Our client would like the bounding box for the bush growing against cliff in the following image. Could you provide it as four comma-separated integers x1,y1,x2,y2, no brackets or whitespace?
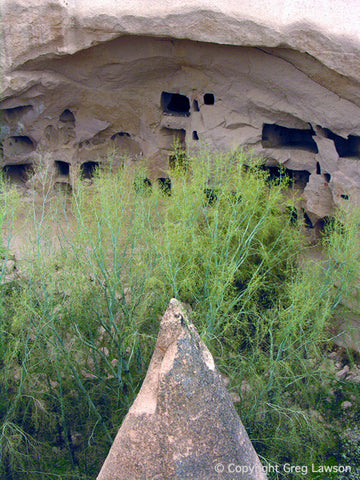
0,149,359,479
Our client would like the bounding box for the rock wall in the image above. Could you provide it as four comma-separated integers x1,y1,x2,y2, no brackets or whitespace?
1,0,360,226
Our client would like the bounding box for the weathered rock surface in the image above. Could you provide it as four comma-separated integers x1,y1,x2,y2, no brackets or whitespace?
97,299,266,480
1,0,360,226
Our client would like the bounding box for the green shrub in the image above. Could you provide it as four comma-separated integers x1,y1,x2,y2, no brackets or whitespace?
0,149,359,478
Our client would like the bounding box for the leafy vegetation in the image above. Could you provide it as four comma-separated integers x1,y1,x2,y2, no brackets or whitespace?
0,149,359,479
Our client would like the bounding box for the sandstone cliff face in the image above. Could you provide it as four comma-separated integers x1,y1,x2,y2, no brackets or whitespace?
97,299,267,480
1,0,360,226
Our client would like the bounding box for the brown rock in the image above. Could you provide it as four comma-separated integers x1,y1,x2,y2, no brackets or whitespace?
2,1,360,222
97,299,266,480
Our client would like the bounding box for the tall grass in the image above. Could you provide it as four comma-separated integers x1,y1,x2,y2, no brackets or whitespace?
0,149,359,478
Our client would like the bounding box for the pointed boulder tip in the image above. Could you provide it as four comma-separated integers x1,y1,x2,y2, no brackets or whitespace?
97,300,267,480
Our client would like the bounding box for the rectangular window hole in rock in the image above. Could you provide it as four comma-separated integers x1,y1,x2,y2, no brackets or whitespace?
193,131,199,140
203,93,215,105
161,92,190,116
262,124,318,153
55,161,70,176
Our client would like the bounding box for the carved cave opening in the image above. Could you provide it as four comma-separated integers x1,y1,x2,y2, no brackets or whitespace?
157,177,171,196
193,99,200,111
203,93,215,105
324,173,331,183
303,210,314,228
262,124,318,153
60,109,75,124
169,150,188,170
259,165,310,189
134,177,152,196
111,132,131,140
315,216,335,234
193,131,199,140
321,128,360,158
161,92,190,116
55,160,70,176
3,163,33,184
80,161,99,179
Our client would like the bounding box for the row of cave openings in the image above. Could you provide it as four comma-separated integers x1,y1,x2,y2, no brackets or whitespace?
0,161,348,231
1,160,173,198
1,160,101,191
2,100,359,159
159,91,360,158
128,171,339,233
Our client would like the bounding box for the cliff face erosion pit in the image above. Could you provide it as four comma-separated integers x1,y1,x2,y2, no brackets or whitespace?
1,0,360,228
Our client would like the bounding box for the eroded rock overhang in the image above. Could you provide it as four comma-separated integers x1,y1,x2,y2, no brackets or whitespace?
1,0,360,225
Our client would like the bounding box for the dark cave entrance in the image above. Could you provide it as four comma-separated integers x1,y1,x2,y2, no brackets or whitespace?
80,161,99,179
262,124,318,153
157,177,171,196
134,177,152,196
193,99,200,111
259,165,310,189
111,132,131,140
161,92,190,116
3,164,33,184
59,109,75,124
303,211,314,228
55,161,70,176
203,93,215,105
321,128,360,158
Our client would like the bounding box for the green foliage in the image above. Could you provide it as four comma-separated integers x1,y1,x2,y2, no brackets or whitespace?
0,149,359,478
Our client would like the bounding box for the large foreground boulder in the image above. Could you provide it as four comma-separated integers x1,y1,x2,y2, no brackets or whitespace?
97,299,266,480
